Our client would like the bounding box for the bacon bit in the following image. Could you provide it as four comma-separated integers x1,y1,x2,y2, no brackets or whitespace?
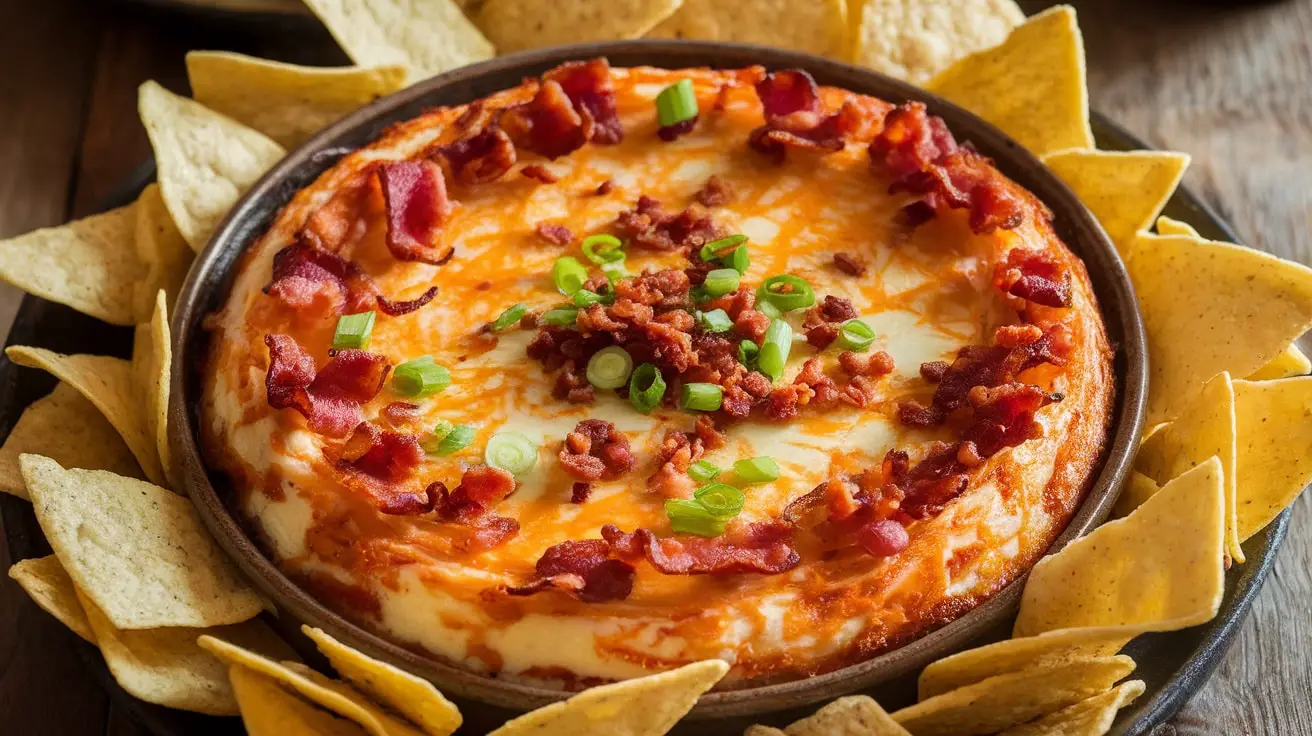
781,483,828,524
734,308,771,342
546,58,624,145
819,295,859,322
897,400,942,427
693,415,727,451
459,465,518,506
535,222,574,246
520,165,559,183
462,515,521,552
594,179,614,196
376,286,438,317
431,126,517,184
693,175,735,207
264,240,377,315
571,481,593,504
658,117,698,142
264,334,390,438
839,350,895,378
333,422,429,514
614,267,692,306
558,419,636,482
963,383,1060,457
995,248,1073,308
502,80,591,160
507,539,635,603
602,524,801,575
428,480,521,550
920,360,950,382
833,252,867,277
806,323,839,350
893,443,970,519
646,428,705,499
612,196,725,253
378,160,453,264
858,519,909,557
381,402,422,429
301,177,370,251
749,70,866,163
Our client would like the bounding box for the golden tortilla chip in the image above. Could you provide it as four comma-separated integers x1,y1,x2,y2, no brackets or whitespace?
21,454,264,629
783,695,910,735
1247,343,1310,380
489,660,729,736
6,345,166,484
928,6,1092,156
850,0,1024,85
998,679,1145,736
478,0,682,53
1154,215,1199,237
649,0,845,59
1126,232,1312,424
744,727,787,736
139,80,286,251
187,51,408,149
0,382,141,499
132,183,193,323
7,555,94,642
1043,149,1190,256
229,664,369,736
303,0,493,83
1013,458,1225,638
917,628,1131,700
1232,377,1312,540
199,635,425,736
1110,469,1160,519
0,203,143,326
302,626,461,735
891,655,1135,736
133,290,174,487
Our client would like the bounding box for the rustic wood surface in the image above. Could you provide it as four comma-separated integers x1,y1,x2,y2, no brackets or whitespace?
0,0,1308,733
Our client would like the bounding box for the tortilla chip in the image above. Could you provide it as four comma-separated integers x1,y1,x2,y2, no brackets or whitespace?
303,626,461,735
133,291,174,487
1154,215,1199,237
21,454,264,629
927,6,1091,156
649,0,845,59
199,635,425,736
850,0,1024,85
478,0,682,53
0,203,143,326
1126,232,1312,424
1042,149,1190,256
891,655,1135,736
229,664,369,736
1232,377,1312,540
1110,469,1160,518
8,555,94,642
998,679,1145,736
139,80,286,251
132,183,193,323
744,728,787,736
303,0,493,83
1247,343,1311,380
488,660,729,736
0,382,141,499
1013,458,1225,638
917,628,1131,701
186,52,408,149
6,345,166,484
783,695,910,735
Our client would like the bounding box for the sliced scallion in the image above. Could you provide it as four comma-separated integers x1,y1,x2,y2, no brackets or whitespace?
838,319,876,352
542,306,579,327
699,234,748,263
656,79,698,128
665,498,727,537
490,303,527,332
738,340,759,369
757,274,816,312
724,245,750,275
758,300,783,320
680,382,723,412
689,460,721,483
485,432,538,475
702,268,741,298
694,482,746,517
629,363,667,413
424,422,475,456
332,311,376,350
586,346,634,389
697,308,733,333
734,456,781,484
758,319,793,381
552,256,588,296
573,290,604,307
581,234,625,264
391,355,451,397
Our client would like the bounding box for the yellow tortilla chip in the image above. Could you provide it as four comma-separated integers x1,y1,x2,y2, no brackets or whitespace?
917,628,1131,700
745,727,787,736
7,555,94,642
229,664,368,736
186,52,408,149
488,660,729,736
303,0,493,83
0,382,141,499
139,80,286,252
303,626,461,736
927,6,1093,156
1013,458,1225,638
1247,343,1311,380
133,290,174,487
891,655,1135,736
6,345,166,484
478,0,682,53
998,679,1145,736
1110,469,1160,519
0,203,143,326
783,695,910,735
850,0,1024,85
1042,149,1190,256
199,635,425,736
132,183,193,323
649,0,845,59
1154,215,1199,237
1126,232,1312,424
1232,377,1312,540
21,454,265,629
1135,372,1243,563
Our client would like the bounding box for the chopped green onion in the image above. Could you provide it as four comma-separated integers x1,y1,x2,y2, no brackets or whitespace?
656,78,698,128
332,311,376,350
838,319,876,352
689,460,721,482
573,289,604,307
552,256,588,296
664,499,727,537
581,234,625,264
680,382,723,412
738,340,759,369
629,363,667,413
694,482,746,517
587,346,634,389
601,259,628,283
758,319,793,381
699,234,749,263
703,268,741,298
490,303,527,332
697,309,733,333
424,422,475,456
391,355,451,397
542,306,579,326
734,456,781,484
757,274,816,312
485,432,538,475
758,300,783,320
724,245,751,275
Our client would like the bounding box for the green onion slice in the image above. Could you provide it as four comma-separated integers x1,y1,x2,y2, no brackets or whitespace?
391,355,451,397
702,268,741,298
490,303,527,332
541,306,579,327
699,234,748,263
424,422,475,456
665,499,727,537
758,319,793,382
332,311,376,350
689,460,721,483
601,259,628,283
758,300,783,320
572,290,604,307
694,482,746,517
581,234,625,264
656,79,698,128
485,431,538,475
629,363,667,413
838,319,876,352
697,308,733,333
738,340,759,369
680,382,723,412
734,456,781,484
757,274,816,312
587,346,634,389
724,245,751,275
552,256,589,296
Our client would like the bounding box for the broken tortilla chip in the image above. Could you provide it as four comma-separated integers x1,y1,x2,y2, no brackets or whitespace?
1126,231,1312,424
139,80,286,251
8,555,94,642
782,695,910,735
1042,149,1189,256
649,0,845,59
22,454,265,629
997,679,1145,736
1247,343,1311,380
132,183,193,323
917,628,1131,701
1110,469,1160,519
1232,377,1312,540
133,290,174,487
303,0,493,83
229,664,368,736
488,660,729,736
850,0,1024,85
303,625,462,736
1154,215,1199,237
1013,458,1225,638
478,0,682,53
927,5,1093,156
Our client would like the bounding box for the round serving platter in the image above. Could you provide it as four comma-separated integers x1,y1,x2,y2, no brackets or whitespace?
0,115,1290,735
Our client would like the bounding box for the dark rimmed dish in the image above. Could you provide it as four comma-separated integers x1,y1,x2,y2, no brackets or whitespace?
169,40,1147,718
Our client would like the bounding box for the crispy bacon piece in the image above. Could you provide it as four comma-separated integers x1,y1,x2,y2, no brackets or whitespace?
431,126,517,184
658,117,697,142
428,480,521,551
507,539,635,603
858,519,909,557
694,175,735,207
833,252,867,276
458,464,518,506
546,58,624,145
891,443,970,519
612,196,725,253
264,334,390,438
501,80,591,160
335,422,428,514
571,481,593,504
602,523,801,575
381,401,422,429
264,240,378,315
749,70,865,162
962,383,1061,457
995,248,1073,308
301,176,371,252
376,286,438,317
378,160,453,264
535,222,574,246
520,165,559,183
559,419,636,482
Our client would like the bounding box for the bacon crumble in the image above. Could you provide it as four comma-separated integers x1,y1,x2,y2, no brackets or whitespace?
378,160,454,263
558,419,636,482
264,334,390,438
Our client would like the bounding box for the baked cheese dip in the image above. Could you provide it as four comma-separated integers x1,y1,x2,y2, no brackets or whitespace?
201,60,1115,688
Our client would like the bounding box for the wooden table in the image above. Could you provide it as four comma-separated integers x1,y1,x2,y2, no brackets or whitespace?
1,0,1308,733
